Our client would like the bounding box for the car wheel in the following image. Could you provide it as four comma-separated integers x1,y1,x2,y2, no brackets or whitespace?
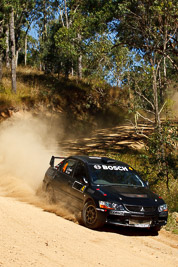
46,184,56,204
82,201,104,229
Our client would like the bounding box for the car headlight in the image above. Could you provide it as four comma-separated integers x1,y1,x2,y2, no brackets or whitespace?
158,204,168,212
99,201,124,211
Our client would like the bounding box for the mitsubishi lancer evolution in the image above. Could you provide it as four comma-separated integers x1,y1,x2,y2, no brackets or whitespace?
42,155,168,231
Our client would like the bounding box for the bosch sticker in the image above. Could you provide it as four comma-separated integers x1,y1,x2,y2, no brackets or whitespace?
94,165,101,169
93,165,128,171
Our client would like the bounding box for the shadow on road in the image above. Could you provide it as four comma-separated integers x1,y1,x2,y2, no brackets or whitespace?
97,224,159,237
59,124,154,155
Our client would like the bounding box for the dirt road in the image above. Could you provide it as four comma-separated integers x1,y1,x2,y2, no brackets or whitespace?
0,113,177,267
0,195,178,267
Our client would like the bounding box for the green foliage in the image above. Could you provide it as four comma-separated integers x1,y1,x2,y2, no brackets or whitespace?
165,213,178,234
154,179,178,212
142,122,178,188
110,0,178,124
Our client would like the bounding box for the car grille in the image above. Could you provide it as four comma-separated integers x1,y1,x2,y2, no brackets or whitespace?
125,205,156,213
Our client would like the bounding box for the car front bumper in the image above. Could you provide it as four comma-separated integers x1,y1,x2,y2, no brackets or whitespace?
97,208,168,228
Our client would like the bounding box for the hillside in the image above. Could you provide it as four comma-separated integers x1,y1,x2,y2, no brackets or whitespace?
0,67,130,135
0,67,177,232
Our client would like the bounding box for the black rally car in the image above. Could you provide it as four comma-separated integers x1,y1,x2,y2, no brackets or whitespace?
43,155,168,231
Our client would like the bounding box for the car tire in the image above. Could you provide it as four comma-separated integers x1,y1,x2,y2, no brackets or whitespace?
46,184,56,204
82,201,104,229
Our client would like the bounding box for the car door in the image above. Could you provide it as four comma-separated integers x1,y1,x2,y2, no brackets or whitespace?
68,161,89,210
50,158,77,201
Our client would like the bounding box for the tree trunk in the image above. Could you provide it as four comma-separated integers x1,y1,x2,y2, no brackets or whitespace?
0,53,2,82
16,49,19,67
16,47,22,67
25,35,27,66
64,0,69,29
9,8,16,93
78,54,82,79
0,19,3,83
71,65,74,76
162,19,168,108
78,33,82,79
42,0,47,41
153,69,160,128
5,25,10,68
150,56,160,129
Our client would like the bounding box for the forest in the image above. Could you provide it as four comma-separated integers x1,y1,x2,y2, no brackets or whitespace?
0,1,177,231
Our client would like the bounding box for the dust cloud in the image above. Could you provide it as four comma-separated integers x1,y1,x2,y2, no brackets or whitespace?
0,112,76,222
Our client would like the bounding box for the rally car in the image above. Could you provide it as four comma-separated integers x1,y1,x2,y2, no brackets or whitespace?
42,155,168,231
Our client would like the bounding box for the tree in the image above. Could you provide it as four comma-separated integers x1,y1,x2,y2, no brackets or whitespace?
5,24,10,68
43,0,113,79
34,0,59,71
9,7,16,93
13,0,36,66
108,0,178,188
0,0,36,91
111,0,178,129
0,0,7,82
0,18,4,83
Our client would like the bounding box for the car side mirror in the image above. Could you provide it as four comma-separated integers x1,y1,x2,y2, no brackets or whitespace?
82,177,88,184
145,181,149,187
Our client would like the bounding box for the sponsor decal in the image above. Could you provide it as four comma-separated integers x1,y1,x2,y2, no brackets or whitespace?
93,165,128,171
129,167,133,170
65,167,72,174
81,185,86,192
72,181,86,193
94,165,101,169
62,163,68,172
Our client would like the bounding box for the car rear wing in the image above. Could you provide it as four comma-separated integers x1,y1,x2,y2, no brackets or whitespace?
50,156,66,167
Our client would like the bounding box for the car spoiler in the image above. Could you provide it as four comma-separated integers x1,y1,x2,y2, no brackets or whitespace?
50,156,66,167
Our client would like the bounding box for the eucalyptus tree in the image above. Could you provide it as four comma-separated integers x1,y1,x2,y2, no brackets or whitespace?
34,0,59,70
14,1,36,66
0,0,8,83
52,0,114,79
9,6,16,92
107,0,178,187
0,11,4,82
0,1,17,92
86,0,177,186
0,0,36,91
54,0,89,78
111,0,178,128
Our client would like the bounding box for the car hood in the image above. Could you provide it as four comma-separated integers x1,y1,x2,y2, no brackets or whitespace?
93,185,164,206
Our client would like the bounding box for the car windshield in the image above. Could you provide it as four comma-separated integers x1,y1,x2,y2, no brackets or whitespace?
89,164,145,187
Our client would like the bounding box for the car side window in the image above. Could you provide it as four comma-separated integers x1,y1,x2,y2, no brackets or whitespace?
73,162,87,183
60,159,76,177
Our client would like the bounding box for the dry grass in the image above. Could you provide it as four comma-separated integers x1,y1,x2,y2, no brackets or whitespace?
0,66,41,109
